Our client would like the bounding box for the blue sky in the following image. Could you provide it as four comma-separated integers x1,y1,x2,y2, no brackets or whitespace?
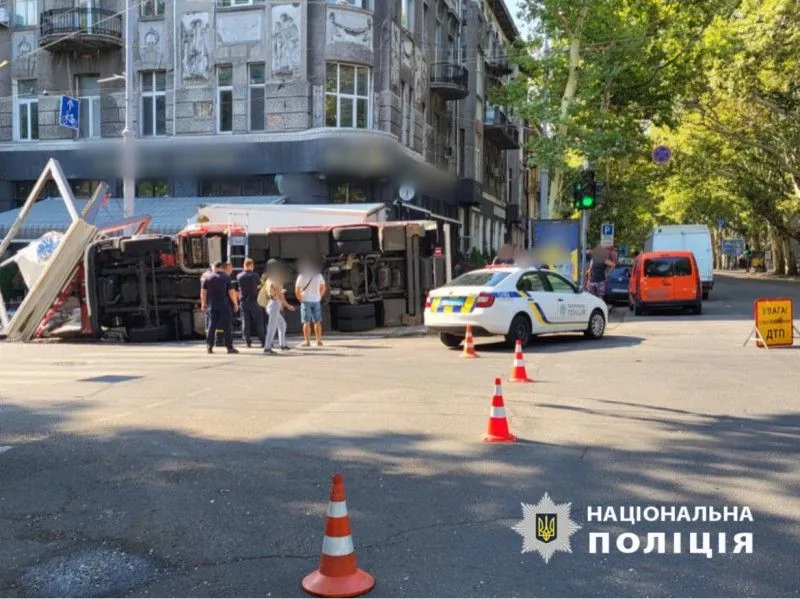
504,0,533,38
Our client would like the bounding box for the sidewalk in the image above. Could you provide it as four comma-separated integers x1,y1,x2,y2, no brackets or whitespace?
715,269,800,283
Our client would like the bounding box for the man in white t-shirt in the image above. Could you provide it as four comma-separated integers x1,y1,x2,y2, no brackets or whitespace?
295,259,327,347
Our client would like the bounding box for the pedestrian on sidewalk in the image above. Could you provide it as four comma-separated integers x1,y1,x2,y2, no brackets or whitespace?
586,244,615,301
201,261,239,354
295,258,327,347
262,259,295,355
237,258,265,348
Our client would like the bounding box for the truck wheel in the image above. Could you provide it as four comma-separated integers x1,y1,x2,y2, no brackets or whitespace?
634,301,645,316
692,301,702,315
336,303,376,320
127,324,170,343
332,239,374,255
439,332,462,348
332,227,372,242
505,313,532,348
336,316,376,333
702,290,709,300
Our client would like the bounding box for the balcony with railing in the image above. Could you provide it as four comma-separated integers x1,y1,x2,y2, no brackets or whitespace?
430,63,469,101
484,105,520,150
39,7,123,53
486,50,513,75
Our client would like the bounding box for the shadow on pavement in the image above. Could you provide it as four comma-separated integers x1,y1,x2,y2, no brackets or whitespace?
472,334,645,354
1,400,797,598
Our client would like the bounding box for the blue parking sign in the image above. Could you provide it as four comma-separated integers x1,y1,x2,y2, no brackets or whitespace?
601,223,614,236
59,95,80,131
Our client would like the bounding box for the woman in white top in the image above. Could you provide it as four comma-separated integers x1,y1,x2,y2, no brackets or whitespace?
263,259,295,354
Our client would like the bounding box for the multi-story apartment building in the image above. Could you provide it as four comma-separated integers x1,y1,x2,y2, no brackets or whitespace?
0,0,525,253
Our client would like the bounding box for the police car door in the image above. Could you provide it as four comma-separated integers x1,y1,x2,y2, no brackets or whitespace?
516,271,554,334
542,271,588,329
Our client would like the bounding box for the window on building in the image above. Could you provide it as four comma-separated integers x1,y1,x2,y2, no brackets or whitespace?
200,176,279,197
137,179,170,197
217,65,233,133
14,0,36,26
434,19,443,65
330,182,367,204
14,80,38,141
70,180,105,198
401,0,414,31
77,75,101,139
12,180,60,207
401,83,410,146
325,63,371,129
140,0,165,16
475,131,483,183
249,62,265,131
458,128,465,177
325,0,370,7
476,49,484,98
218,0,265,7
422,3,429,47
141,71,166,137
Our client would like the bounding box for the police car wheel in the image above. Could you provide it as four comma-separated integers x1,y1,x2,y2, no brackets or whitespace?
584,309,606,340
439,333,462,348
505,313,532,348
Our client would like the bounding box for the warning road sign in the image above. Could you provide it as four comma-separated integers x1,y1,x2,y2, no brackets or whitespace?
751,297,797,348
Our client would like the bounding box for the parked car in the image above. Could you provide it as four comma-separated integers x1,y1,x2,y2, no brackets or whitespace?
628,251,702,315
424,266,609,348
604,264,633,305
644,224,713,299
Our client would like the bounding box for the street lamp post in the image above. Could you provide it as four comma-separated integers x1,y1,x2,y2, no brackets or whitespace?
102,0,136,230
122,0,136,226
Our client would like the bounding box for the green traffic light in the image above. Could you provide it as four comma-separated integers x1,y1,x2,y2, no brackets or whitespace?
581,196,594,208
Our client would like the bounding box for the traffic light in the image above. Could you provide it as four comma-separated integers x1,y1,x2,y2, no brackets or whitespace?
573,169,597,210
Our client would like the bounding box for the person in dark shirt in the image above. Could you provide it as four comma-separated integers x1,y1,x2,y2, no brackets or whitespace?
585,245,615,300
236,258,266,348
201,261,239,354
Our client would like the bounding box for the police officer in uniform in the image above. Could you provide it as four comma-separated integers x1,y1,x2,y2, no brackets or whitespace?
237,258,266,348
201,261,239,354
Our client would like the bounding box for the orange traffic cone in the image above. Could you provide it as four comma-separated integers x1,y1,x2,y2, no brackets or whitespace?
482,378,516,443
461,325,479,358
302,474,375,598
509,339,533,383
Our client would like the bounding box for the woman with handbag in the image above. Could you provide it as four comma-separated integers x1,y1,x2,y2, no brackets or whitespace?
259,259,296,355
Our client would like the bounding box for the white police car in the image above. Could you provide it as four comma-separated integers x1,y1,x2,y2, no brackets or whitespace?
424,266,608,348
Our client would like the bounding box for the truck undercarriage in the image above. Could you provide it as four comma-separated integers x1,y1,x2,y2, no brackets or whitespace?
83,222,445,342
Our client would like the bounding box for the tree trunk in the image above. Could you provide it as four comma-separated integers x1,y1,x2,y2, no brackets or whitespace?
547,6,589,216
786,239,798,276
771,227,785,274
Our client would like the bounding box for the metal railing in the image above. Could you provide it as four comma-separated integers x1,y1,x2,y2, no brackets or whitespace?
40,7,123,40
431,63,469,88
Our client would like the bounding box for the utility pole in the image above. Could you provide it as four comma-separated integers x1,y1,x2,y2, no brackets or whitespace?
122,0,136,229
578,159,590,291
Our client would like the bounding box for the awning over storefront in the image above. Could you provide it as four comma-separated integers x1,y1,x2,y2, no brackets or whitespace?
0,196,285,241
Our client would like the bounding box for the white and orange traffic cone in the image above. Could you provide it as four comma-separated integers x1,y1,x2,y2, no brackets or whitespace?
482,378,517,443
461,325,479,358
302,474,375,598
509,339,533,383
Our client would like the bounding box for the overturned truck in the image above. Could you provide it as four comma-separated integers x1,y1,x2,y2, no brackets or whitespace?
86,220,448,342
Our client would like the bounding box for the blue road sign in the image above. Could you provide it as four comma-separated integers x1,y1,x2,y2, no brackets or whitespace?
59,95,80,131
721,239,745,255
652,145,672,164
717,218,726,229
601,223,614,236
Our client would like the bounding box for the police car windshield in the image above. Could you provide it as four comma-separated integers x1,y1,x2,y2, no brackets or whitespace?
446,270,511,287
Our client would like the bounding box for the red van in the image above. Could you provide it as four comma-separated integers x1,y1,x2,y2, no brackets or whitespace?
628,251,702,315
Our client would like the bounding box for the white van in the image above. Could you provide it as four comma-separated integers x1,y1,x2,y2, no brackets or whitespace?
644,225,714,299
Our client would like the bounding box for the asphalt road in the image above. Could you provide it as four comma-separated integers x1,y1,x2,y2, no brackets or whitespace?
1,272,799,597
